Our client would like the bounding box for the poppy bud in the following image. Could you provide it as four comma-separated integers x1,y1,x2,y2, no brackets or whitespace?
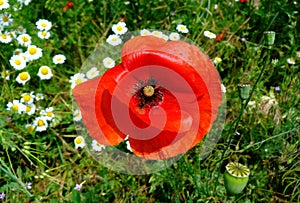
238,82,250,101
263,31,276,47
214,33,223,43
224,162,250,195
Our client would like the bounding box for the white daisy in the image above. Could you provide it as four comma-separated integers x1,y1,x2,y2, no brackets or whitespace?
36,19,52,31
25,123,35,133
16,26,26,34
169,32,180,41
74,136,85,149
35,93,44,101
86,67,99,79
33,116,48,132
40,107,54,121
69,73,87,89
112,22,128,35
6,100,25,114
0,0,9,10
103,57,115,69
91,139,105,152
18,0,31,6
176,24,189,33
140,29,151,36
9,55,27,70
0,13,13,26
106,34,122,46
20,92,35,104
17,33,31,46
37,65,53,80
16,71,30,85
25,45,43,61
204,30,216,39
287,58,296,65
151,30,163,38
1,70,10,80
13,48,23,55
52,54,66,64
24,103,36,115
0,32,12,43
73,109,82,121
37,31,50,39
161,34,169,41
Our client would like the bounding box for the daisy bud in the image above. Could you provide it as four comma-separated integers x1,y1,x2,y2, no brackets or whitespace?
263,31,276,47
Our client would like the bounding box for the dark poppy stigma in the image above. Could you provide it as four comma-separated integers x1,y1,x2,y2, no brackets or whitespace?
133,78,164,109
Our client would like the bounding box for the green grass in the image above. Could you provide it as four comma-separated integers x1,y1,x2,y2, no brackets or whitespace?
0,0,299,202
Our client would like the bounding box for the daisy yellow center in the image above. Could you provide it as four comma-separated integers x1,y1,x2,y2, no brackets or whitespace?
97,143,102,147
46,112,53,117
15,50,21,55
2,16,8,22
57,58,62,62
41,31,47,37
0,0,3,5
290,58,295,63
41,67,49,75
15,59,22,65
28,47,37,55
143,85,155,97
23,94,31,102
75,78,83,85
75,137,82,144
1,34,6,39
19,72,29,80
26,106,31,112
22,36,29,42
27,125,34,132
12,104,19,111
117,25,123,31
18,27,24,32
41,23,47,28
37,119,45,126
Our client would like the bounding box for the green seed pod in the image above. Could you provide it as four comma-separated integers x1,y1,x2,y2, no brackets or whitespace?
224,162,250,195
238,82,250,101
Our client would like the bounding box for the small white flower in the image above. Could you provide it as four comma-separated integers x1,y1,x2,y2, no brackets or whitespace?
103,57,115,69
35,93,44,101
20,92,35,104
25,45,43,61
69,73,87,89
86,67,99,79
24,103,36,115
25,124,35,132
73,109,82,121
112,22,128,35
53,54,66,64
0,32,12,43
151,30,163,38
124,135,132,152
36,19,52,31
74,136,85,149
16,26,26,34
9,55,27,70
0,0,9,10
91,139,105,152
33,116,48,132
16,71,30,85
0,13,13,26
213,57,222,64
17,33,31,46
161,34,169,41
40,107,54,121
287,58,296,65
6,100,25,114
140,29,151,36
169,32,180,41
37,31,50,39
176,24,189,34
204,31,216,39
106,34,122,46
37,66,53,80
13,48,23,55
296,51,300,58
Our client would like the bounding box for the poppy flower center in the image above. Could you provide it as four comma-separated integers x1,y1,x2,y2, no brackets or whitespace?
133,78,164,109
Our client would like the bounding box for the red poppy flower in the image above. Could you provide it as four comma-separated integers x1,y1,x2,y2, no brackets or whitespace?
215,33,224,43
63,1,74,11
72,36,222,160
240,0,247,3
